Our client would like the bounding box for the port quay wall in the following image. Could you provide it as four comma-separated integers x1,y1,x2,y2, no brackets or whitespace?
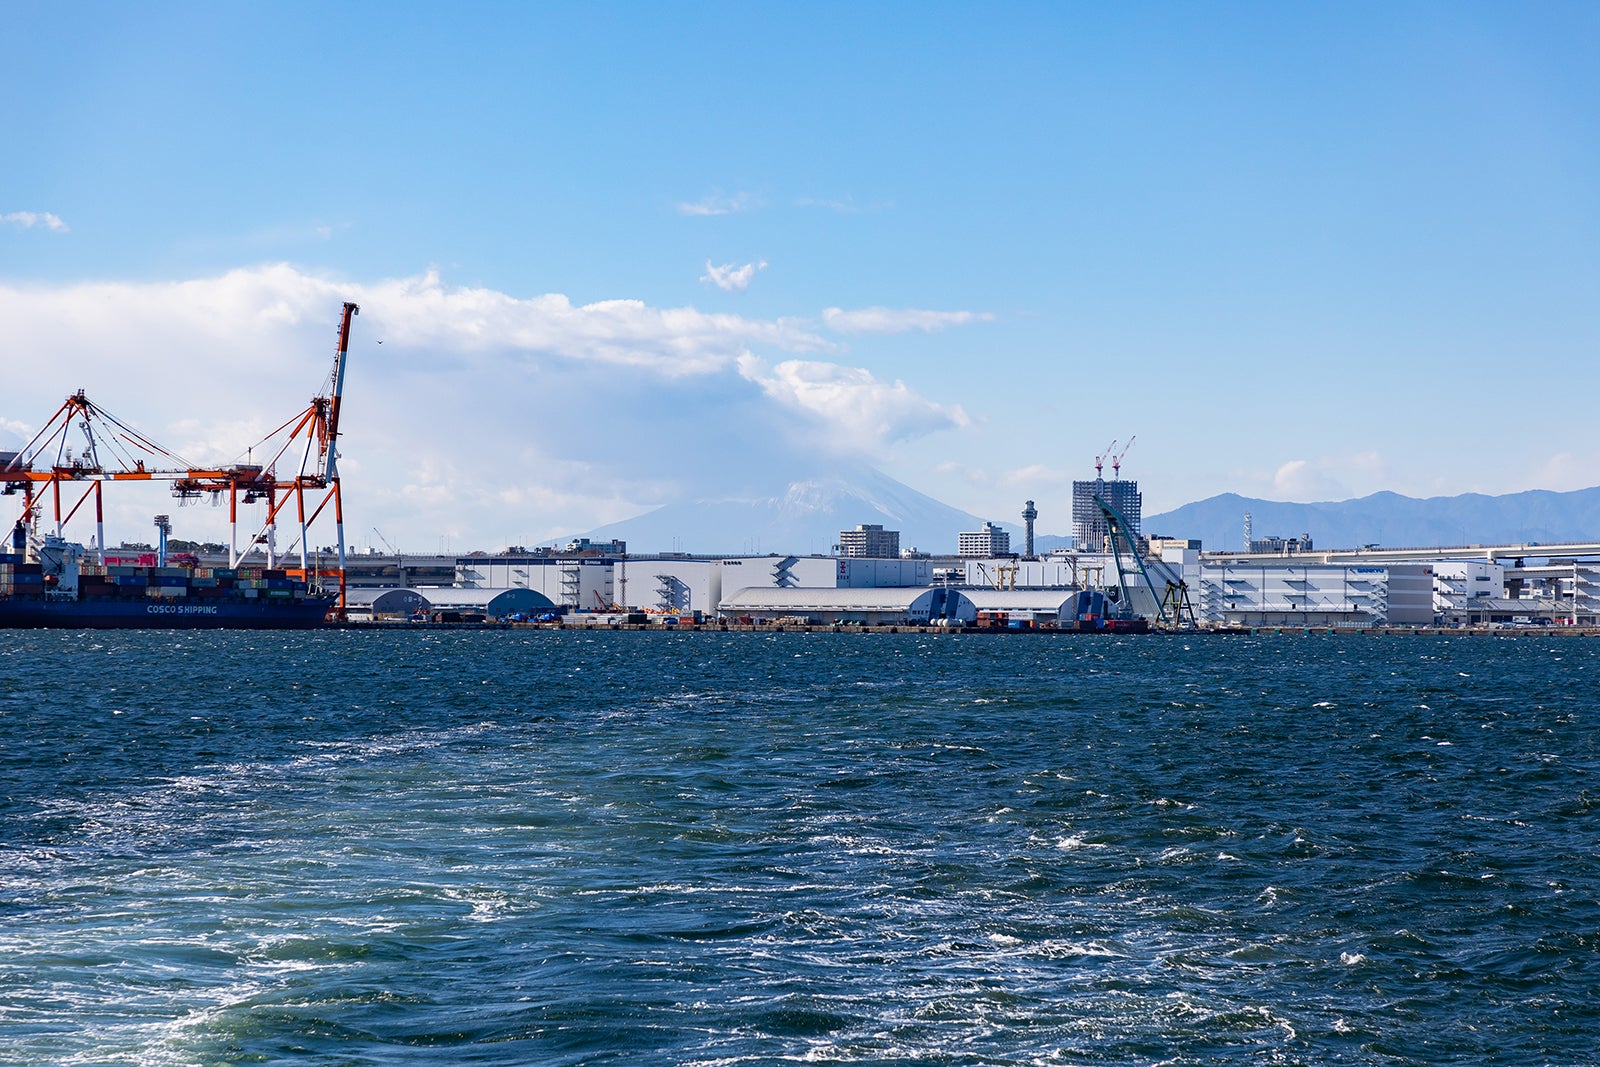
338,619,1600,637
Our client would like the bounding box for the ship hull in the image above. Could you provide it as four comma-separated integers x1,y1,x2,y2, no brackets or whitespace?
0,596,334,629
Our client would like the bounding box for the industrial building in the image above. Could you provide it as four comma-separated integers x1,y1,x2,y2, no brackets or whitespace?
343,587,430,621
1430,558,1600,626
412,500,1600,629
1248,532,1315,555
964,588,1124,626
458,552,919,615
1196,562,1434,627
350,543,1587,628
958,557,1105,590
834,556,937,587
838,524,900,559
344,585,556,622
718,586,976,626
417,586,555,620
458,555,616,611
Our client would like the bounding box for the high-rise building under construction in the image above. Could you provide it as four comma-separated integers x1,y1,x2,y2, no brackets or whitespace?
1072,478,1141,551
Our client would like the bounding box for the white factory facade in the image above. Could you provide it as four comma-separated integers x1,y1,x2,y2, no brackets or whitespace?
441,546,1517,627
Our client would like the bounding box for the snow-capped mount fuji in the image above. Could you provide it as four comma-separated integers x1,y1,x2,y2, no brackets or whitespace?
573,465,1013,556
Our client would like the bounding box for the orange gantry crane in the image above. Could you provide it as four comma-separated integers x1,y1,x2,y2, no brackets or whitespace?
1,302,361,618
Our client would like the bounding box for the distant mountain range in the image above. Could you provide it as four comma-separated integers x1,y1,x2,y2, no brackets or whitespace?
577,466,1600,556
578,465,1000,556
1146,488,1600,551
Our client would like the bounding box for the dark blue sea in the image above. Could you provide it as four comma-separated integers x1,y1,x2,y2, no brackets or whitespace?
3,631,1598,1066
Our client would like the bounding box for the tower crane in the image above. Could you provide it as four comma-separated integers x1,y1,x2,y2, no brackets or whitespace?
1111,436,1136,480
1094,439,1118,484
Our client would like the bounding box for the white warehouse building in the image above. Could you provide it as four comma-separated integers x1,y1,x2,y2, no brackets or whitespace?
1197,562,1435,627
718,586,977,626
456,553,903,614
457,556,616,611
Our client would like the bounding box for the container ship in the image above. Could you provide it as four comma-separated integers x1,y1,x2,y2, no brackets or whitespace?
0,533,332,629
2,302,360,630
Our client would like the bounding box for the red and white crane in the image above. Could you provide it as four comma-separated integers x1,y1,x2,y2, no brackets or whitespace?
1111,435,1135,479
1093,439,1118,483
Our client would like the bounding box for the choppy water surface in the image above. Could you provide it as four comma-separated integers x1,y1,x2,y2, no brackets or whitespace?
2,631,1597,1065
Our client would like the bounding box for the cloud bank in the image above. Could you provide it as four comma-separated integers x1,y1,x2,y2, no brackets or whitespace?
737,355,970,446
0,265,985,550
1269,451,1388,501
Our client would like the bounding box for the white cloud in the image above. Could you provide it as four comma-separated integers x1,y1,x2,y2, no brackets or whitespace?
700,259,768,292
796,195,896,213
796,195,857,213
932,460,992,487
0,418,30,453
676,191,759,216
1272,460,1316,496
0,265,972,548
737,354,970,453
822,306,994,334
2,211,68,232
1525,451,1600,494
1270,451,1387,500
368,268,830,375
1002,463,1075,488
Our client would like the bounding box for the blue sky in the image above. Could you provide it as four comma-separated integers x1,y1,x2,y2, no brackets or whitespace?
5,3,1599,551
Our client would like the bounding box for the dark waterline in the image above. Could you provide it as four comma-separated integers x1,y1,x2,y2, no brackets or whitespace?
2,631,1596,1065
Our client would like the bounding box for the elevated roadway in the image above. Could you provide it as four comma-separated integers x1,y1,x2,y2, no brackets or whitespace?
1202,540,1600,565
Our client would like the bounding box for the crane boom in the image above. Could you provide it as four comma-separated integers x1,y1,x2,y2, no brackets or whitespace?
321,302,359,481
1095,492,1169,626
1111,435,1136,479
